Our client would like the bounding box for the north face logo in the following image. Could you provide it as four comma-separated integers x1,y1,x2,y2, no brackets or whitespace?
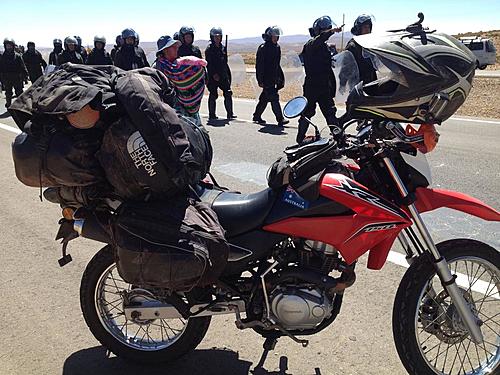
126,131,158,177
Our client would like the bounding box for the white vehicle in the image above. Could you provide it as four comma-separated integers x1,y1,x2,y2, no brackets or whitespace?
459,36,496,69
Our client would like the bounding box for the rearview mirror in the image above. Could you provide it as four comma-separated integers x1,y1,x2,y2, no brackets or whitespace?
283,96,308,119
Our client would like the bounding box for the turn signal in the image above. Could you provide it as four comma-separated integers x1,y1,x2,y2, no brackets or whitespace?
62,207,75,220
406,124,440,153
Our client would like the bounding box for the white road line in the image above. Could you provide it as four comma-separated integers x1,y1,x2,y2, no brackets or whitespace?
0,122,21,134
450,116,500,125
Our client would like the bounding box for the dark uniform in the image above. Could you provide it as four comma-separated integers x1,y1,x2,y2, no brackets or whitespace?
22,44,47,83
110,35,123,63
0,40,28,107
58,49,84,65
49,43,63,66
345,40,376,84
114,44,149,70
205,39,234,119
74,37,88,63
178,44,202,58
252,39,285,124
297,28,338,143
86,48,113,65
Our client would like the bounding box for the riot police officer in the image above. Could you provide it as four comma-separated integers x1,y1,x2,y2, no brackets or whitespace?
22,41,47,83
205,27,236,121
49,39,63,66
296,16,342,144
114,28,149,70
252,26,288,126
74,36,88,63
86,36,113,65
0,38,28,108
110,35,122,63
58,36,84,64
178,26,202,58
346,14,377,85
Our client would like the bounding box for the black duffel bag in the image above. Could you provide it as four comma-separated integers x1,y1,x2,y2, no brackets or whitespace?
112,199,228,291
11,120,105,187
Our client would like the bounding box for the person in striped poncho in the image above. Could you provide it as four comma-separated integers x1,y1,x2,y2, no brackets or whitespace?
155,35,207,125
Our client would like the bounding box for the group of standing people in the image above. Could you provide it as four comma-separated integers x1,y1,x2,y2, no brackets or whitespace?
1,14,376,145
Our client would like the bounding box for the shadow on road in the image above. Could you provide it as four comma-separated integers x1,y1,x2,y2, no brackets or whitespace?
206,118,230,127
0,110,11,119
257,124,288,135
62,345,309,375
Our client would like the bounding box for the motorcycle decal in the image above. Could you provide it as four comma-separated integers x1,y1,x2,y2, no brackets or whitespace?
324,176,406,219
343,222,404,244
282,186,309,210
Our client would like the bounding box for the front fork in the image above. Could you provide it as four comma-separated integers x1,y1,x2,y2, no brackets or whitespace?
383,157,484,344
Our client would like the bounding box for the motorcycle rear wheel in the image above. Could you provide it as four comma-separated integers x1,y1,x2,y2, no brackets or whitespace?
393,239,499,375
80,246,211,363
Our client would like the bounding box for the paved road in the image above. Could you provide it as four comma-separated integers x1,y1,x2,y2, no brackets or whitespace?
0,95,498,375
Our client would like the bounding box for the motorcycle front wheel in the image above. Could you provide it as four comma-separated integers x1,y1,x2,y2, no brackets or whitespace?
393,239,499,375
80,246,211,363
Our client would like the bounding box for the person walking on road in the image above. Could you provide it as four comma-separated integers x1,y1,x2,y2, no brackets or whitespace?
296,16,342,144
49,39,63,66
0,38,28,108
205,27,236,122
252,26,288,127
22,41,47,83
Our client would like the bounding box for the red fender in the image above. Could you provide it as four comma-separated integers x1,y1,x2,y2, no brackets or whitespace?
415,187,500,221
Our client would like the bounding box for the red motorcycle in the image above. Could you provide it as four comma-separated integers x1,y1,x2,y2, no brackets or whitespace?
45,18,499,374
43,94,499,375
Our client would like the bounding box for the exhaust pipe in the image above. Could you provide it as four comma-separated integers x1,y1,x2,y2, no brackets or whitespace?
73,212,112,244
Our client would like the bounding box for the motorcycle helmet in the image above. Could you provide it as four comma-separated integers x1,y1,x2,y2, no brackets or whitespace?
115,35,123,46
173,32,179,41
179,26,195,43
74,36,82,47
309,16,334,37
94,36,106,48
262,26,282,42
3,38,15,47
53,38,62,47
351,14,374,36
346,32,476,124
210,27,223,42
64,36,78,47
134,31,140,46
121,28,136,40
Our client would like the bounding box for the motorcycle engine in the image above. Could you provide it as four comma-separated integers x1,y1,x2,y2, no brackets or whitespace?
270,286,333,330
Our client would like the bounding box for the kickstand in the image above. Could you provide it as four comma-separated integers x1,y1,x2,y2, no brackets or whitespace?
253,335,278,371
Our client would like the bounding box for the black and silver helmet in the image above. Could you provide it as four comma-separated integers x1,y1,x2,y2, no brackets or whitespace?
3,37,15,47
262,26,282,41
64,36,78,46
121,28,136,40
351,14,373,36
94,36,106,45
179,26,195,43
346,32,476,123
53,38,62,46
309,16,335,37
210,27,223,41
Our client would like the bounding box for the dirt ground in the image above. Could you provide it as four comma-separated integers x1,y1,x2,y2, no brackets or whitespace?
231,77,500,119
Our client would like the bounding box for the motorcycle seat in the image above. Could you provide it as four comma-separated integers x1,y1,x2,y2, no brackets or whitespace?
201,188,277,237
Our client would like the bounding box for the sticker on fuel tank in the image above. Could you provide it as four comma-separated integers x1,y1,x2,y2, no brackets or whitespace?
282,186,309,209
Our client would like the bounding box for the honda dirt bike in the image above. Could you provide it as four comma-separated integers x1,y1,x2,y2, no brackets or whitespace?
44,94,499,375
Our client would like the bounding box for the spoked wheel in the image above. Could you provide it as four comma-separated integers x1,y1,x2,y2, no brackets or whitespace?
80,246,211,363
393,239,499,375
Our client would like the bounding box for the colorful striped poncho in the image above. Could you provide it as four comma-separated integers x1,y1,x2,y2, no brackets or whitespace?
156,56,206,115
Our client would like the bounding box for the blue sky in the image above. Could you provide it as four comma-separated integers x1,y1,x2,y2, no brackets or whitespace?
2,0,499,47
